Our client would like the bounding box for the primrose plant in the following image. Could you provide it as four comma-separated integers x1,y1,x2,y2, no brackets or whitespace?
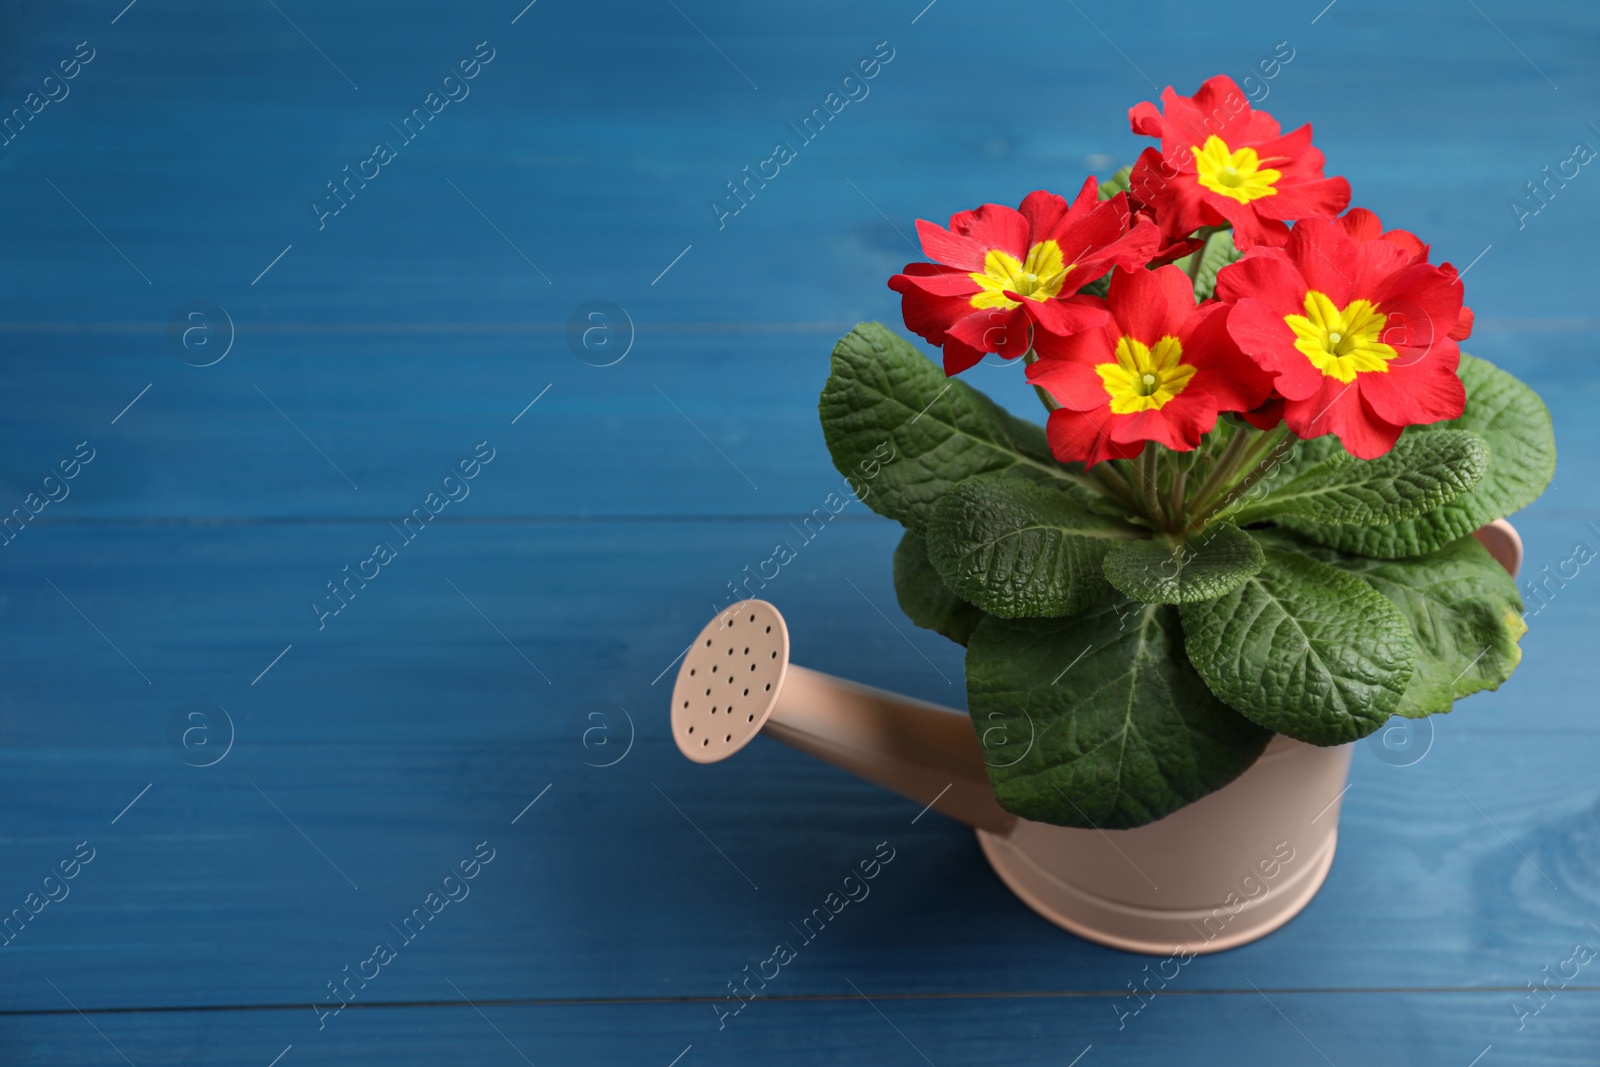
819,76,1555,829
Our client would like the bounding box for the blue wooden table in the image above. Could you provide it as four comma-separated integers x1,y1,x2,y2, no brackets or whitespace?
2,1,1597,1063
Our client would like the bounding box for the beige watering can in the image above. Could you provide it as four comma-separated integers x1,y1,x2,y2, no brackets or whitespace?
671,521,1523,955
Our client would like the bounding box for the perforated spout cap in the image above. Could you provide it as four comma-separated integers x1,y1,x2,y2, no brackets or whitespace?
670,600,790,763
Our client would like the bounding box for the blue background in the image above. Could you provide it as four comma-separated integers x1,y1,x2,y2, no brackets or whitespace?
1,0,1597,1063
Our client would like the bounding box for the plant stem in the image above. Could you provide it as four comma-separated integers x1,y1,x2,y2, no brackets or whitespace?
1167,463,1187,527
1189,424,1293,530
1138,445,1164,527
1187,426,1255,518
1237,421,1289,472
1090,460,1137,507
1020,347,1064,416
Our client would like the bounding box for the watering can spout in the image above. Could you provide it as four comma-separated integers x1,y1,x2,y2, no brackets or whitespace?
669,600,1017,836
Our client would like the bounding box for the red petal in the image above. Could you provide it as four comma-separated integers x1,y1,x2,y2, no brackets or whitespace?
1027,353,1115,412
1046,406,1143,467
1191,76,1261,134
1337,208,1384,242
1373,263,1464,354
1068,174,1104,215
1107,264,1194,344
1284,218,1358,307
1030,320,1116,366
1352,237,1414,296
1027,293,1112,339
1130,99,1165,138
914,218,988,271
1149,233,1206,266
1215,247,1307,312
1241,396,1286,430
953,306,1034,360
947,203,1030,259
1158,77,1261,160
1153,87,1208,158
1180,303,1275,413
1339,207,1429,263
889,268,975,345
1050,195,1129,262
1212,199,1291,250
1382,228,1428,262
1018,189,1070,242
1129,148,1216,244
1076,216,1163,284
1356,346,1466,427
1109,396,1214,451
941,337,986,376
1253,176,1352,225
1251,125,1321,179
1284,380,1404,459
1226,296,1322,401
889,264,979,297
1449,306,1475,341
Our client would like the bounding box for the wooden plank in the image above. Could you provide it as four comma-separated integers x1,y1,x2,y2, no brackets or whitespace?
2,991,1597,1066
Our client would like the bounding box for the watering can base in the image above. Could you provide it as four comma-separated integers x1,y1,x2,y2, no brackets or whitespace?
975,822,1340,955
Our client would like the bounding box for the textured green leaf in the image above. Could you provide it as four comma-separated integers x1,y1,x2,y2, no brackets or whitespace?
1232,430,1488,527
966,597,1271,829
1102,523,1264,604
1280,354,1556,558
818,323,1094,532
892,530,986,646
1181,542,1416,744
1189,228,1241,302
1262,530,1526,718
926,474,1138,618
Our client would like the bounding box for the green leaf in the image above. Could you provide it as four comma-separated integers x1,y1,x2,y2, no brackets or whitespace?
1189,228,1241,302
1232,429,1489,527
1262,530,1526,718
926,474,1137,618
1180,541,1416,744
966,597,1271,829
1102,523,1264,604
819,322,1095,532
1280,354,1556,558
893,530,986,646
1097,166,1132,200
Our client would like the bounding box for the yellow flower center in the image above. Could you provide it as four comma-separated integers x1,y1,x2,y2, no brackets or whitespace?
1192,135,1280,204
969,240,1072,310
1284,290,1398,383
1097,335,1196,414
